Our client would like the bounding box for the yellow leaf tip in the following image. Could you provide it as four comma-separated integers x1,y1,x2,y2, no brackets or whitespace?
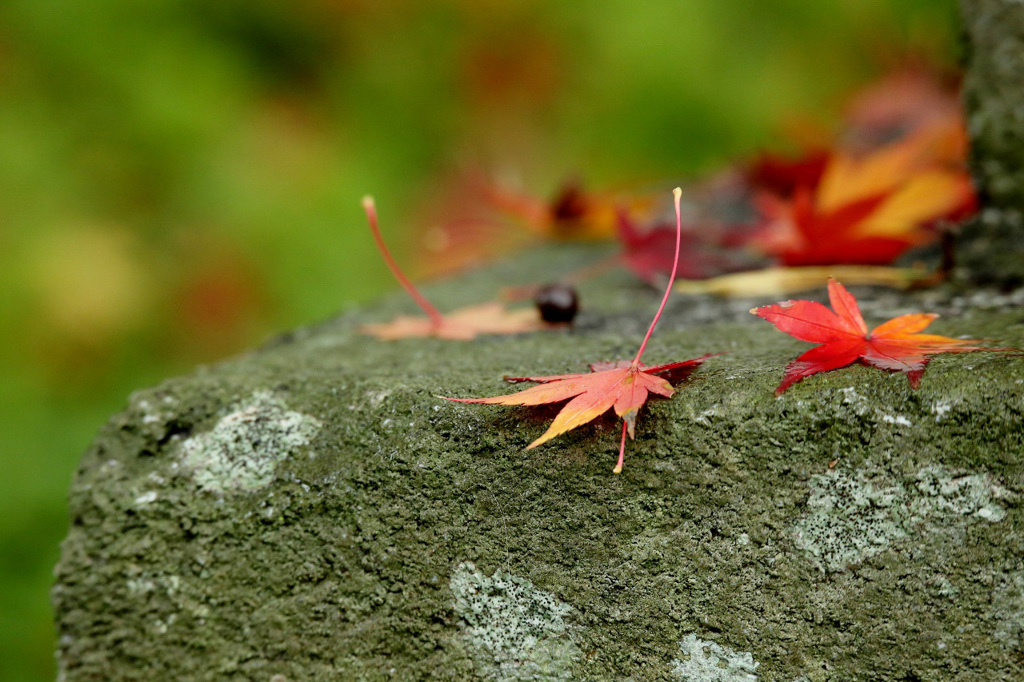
672,187,682,200
361,195,375,209
612,464,623,474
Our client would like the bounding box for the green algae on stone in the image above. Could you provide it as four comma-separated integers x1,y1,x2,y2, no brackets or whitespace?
52,243,1024,681
961,0,1024,209
958,0,1024,287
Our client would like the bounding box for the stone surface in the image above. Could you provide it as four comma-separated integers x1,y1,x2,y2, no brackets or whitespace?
53,243,1024,681
957,0,1024,288
53,5,1024,676
961,0,1024,209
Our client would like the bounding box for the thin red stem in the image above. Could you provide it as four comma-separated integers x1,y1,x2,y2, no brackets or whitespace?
613,421,627,474
362,196,444,328
632,188,683,366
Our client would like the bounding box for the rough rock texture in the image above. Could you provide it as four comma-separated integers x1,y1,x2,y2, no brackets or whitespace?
961,0,1024,209
957,0,1024,287
53,244,1024,681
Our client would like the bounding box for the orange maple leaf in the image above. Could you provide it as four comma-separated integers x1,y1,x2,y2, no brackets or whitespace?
447,355,711,473
751,278,1016,395
444,188,715,473
360,302,542,341
359,197,546,341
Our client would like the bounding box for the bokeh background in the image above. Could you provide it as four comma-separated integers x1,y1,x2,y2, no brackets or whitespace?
0,1,959,678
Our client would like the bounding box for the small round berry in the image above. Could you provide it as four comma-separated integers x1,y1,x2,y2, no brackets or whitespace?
534,284,579,323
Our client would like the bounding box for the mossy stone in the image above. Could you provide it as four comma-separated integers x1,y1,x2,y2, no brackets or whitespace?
53,243,1024,681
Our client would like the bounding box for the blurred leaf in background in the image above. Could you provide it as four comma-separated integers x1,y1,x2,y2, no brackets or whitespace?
0,0,958,679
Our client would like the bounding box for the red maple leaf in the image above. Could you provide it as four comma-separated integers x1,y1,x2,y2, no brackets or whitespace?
617,210,710,284
746,149,830,198
757,187,918,266
616,177,764,285
444,188,715,473
752,132,976,267
751,278,1016,395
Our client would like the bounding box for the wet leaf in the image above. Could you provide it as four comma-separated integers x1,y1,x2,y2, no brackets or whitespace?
359,197,550,341
443,189,717,473
751,278,1016,395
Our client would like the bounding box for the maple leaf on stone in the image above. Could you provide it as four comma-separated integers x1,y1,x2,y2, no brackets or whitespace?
617,210,710,284
753,132,976,267
616,177,764,285
360,302,541,341
444,189,716,474
359,197,546,341
746,148,830,198
751,278,1016,395
453,354,712,459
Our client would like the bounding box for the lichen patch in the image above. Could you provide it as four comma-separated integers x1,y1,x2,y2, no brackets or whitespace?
930,401,954,421
670,634,759,681
992,571,1024,649
450,562,580,681
911,465,1008,522
129,391,178,426
179,390,321,492
792,465,1008,572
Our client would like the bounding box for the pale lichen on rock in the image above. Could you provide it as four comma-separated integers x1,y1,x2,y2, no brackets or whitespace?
670,634,759,682
792,464,1008,572
450,562,580,681
833,386,914,427
178,390,322,493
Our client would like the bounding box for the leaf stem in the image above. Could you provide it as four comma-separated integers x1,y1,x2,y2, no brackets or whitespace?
362,196,444,328
632,187,683,365
613,421,627,474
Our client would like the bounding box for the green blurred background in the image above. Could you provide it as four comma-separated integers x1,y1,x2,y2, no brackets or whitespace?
0,1,959,678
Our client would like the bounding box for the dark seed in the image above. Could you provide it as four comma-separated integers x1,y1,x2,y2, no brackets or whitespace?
534,284,579,323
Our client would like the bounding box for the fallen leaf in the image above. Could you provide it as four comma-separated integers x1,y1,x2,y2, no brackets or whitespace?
414,172,626,277
617,210,709,284
451,353,712,461
674,264,928,297
746,149,830,199
359,197,546,341
757,170,973,267
444,188,716,473
814,130,973,218
360,302,543,341
616,175,764,285
751,278,1016,395
750,118,976,268
489,177,620,241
